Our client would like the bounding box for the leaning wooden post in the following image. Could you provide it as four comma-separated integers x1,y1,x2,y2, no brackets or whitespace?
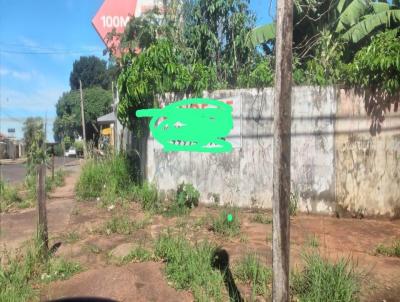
37,163,49,256
51,146,55,181
272,0,294,301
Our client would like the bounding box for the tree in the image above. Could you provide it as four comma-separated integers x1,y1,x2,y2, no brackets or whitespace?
53,87,113,143
69,56,113,90
183,0,256,86
23,117,44,153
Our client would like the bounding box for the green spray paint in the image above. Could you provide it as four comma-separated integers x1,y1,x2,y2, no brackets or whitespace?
136,98,233,153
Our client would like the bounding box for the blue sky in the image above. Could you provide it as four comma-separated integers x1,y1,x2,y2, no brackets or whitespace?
0,0,275,142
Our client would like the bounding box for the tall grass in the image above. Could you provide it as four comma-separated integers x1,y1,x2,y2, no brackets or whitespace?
155,233,225,301
0,180,23,212
76,154,134,204
212,208,241,237
291,252,360,302
0,238,82,302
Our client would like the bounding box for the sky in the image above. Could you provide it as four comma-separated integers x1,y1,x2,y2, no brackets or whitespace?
0,0,275,142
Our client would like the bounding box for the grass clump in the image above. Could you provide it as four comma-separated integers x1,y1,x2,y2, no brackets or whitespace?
133,182,161,212
75,154,134,204
306,234,319,248
233,253,272,296
0,179,23,212
0,238,82,301
375,240,400,257
61,231,80,244
121,246,153,264
103,215,150,235
155,232,225,301
291,252,359,302
212,208,241,237
250,213,272,224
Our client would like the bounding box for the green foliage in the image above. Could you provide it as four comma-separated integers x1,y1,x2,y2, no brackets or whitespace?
166,182,200,216
250,213,272,224
53,87,113,143
73,140,84,156
133,182,161,212
233,253,272,296
23,117,44,154
0,239,81,302
290,192,299,216
103,215,150,235
155,233,224,301
75,154,134,204
212,208,241,237
291,252,360,302
0,180,23,212
347,29,400,93
238,58,274,88
69,55,113,90
375,240,400,257
121,246,153,264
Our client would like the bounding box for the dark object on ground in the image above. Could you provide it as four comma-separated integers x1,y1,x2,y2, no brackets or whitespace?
212,248,244,302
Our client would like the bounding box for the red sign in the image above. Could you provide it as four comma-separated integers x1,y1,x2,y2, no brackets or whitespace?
92,0,138,53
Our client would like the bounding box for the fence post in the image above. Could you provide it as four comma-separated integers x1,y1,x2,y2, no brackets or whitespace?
37,163,48,256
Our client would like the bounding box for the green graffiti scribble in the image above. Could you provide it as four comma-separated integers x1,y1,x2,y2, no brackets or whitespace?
136,98,233,153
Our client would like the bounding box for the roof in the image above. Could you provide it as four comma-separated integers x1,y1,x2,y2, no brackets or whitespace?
97,111,116,124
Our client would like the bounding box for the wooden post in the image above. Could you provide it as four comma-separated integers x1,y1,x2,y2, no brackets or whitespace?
80,80,87,158
272,0,293,301
51,146,55,181
37,163,48,256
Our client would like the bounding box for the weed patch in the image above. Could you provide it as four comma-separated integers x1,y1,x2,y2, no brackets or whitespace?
102,215,151,235
250,213,272,224
121,246,153,264
155,232,225,301
291,252,359,302
0,180,23,212
212,208,241,237
375,240,400,257
233,253,272,296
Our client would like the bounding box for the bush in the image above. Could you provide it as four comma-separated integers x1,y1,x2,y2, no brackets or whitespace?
75,154,134,204
155,233,224,301
233,253,272,296
291,252,359,302
133,182,161,212
165,183,200,216
212,208,241,237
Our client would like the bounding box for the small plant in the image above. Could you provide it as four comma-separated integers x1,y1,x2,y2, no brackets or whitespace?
84,243,102,254
233,253,272,296
375,240,400,257
290,192,299,216
212,208,241,237
0,180,23,212
251,213,272,224
154,232,225,301
164,183,200,216
306,234,319,248
134,182,161,212
41,258,82,282
62,231,80,244
121,246,153,264
103,215,150,235
291,252,359,302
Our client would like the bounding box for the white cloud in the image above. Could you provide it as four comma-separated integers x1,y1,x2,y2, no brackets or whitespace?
0,67,33,80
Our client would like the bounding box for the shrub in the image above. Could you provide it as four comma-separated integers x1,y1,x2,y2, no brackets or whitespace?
212,208,241,237
155,233,225,301
375,240,400,257
165,183,200,216
233,253,272,296
133,182,161,212
291,252,359,302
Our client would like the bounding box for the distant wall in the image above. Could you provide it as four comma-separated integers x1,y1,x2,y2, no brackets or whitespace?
135,87,399,216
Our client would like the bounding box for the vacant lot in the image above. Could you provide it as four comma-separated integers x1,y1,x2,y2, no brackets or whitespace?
1,165,400,301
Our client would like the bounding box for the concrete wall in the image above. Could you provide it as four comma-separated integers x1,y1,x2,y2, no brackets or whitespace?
146,86,337,212
335,89,400,217
139,87,399,216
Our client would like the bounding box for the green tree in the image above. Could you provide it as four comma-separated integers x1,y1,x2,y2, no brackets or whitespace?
69,56,113,90
23,117,44,153
53,87,113,142
183,0,256,86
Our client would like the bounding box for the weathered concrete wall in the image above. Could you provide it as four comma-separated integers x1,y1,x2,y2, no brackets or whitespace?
335,89,400,217
142,87,400,215
146,86,337,212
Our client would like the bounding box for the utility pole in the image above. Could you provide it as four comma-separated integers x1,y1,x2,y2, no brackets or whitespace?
80,80,87,158
272,0,293,301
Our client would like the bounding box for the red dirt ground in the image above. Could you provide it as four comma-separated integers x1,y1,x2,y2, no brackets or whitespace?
1,164,400,301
